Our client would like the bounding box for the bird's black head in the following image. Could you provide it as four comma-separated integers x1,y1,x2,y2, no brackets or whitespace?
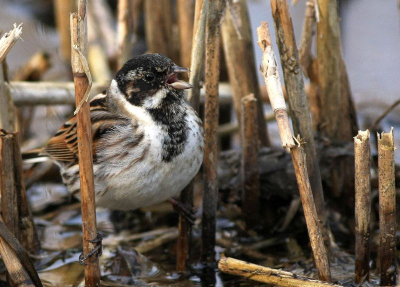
115,53,192,108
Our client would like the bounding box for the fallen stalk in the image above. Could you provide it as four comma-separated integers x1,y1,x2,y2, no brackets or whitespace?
257,21,331,282
219,257,342,287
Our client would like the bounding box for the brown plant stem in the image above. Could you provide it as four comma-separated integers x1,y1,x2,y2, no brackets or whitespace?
202,0,226,266
187,0,207,111
257,21,331,282
117,0,134,69
0,217,42,287
144,0,177,62
270,0,331,259
219,257,342,287
0,62,16,132
54,0,75,63
221,0,270,147
70,1,101,286
354,130,371,284
240,94,260,229
176,182,194,272
377,128,397,286
177,0,195,70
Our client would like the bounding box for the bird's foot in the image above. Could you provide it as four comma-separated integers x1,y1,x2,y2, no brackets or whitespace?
79,233,103,266
168,198,196,225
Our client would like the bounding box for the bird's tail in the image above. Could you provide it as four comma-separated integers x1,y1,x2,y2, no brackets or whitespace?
22,148,49,164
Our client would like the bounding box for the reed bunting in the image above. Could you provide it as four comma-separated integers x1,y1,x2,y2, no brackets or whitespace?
42,53,204,210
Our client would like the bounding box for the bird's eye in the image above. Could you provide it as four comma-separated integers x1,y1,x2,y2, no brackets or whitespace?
144,73,155,82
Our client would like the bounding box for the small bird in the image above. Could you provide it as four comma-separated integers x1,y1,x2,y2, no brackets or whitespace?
40,53,204,211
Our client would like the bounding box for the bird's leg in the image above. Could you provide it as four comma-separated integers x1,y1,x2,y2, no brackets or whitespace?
168,197,196,225
79,233,103,266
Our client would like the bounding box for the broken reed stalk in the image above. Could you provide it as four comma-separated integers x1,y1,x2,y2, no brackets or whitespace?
219,257,342,287
70,1,101,286
54,0,75,63
257,22,331,282
177,0,195,71
117,0,134,69
370,98,400,131
240,94,260,229
377,128,397,286
0,24,23,63
187,0,207,111
144,0,177,62
270,0,331,259
0,131,40,253
354,130,371,284
202,0,226,266
221,0,270,147
0,217,42,287
0,131,20,241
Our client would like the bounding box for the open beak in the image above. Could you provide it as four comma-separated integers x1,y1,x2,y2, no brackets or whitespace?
166,66,193,90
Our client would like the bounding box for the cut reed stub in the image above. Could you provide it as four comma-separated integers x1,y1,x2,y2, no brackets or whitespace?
377,128,397,286
354,130,371,284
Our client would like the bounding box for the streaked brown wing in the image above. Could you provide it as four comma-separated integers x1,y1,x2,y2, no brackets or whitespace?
44,93,129,164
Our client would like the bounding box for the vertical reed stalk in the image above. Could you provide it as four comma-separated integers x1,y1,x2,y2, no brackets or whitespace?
270,0,331,259
257,21,331,282
176,182,194,272
71,1,101,285
117,0,134,69
177,0,195,70
54,0,76,63
240,94,260,229
221,0,270,147
378,128,397,286
187,0,207,111
354,130,371,284
202,0,226,266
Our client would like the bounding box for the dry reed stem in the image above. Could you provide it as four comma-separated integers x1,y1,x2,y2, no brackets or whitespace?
1,131,40,254
0,24,22,63
240,94,260,229
299,0,315,78
187,0,207,111
10,81,234,106
202,0,226,266
257,22,331,282
90,0,116,59
219,257,342,287
70,2,101,285
316,0,357,140
221,0,270,147
13,133,40,253
370,98,400,131
354,130,371,284
176,182,193,272
270,0,331,259
0,59,17,133
117,0,134,68
87,9,112,82
13,52,50,81
177,0,195,70
0,132,19,240
144,0,177,62
377,128,397,286
54,0,75,63
0,217,42,287
135,228,179,254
